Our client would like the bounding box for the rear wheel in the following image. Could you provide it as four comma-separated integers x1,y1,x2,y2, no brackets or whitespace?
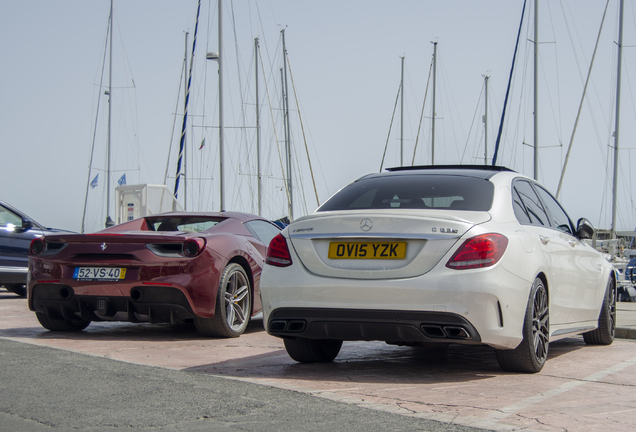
35,312,90,331
496,277,549,373
4,284,26,297
284,338,342,363
194,263,252,338
583,278,616,345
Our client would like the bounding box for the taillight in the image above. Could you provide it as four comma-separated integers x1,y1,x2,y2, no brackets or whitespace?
182,238,206,257
446,233,508,270
266,233,293,267
30,238,46,255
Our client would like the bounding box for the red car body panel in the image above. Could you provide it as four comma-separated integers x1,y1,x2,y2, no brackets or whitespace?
27,212,278,326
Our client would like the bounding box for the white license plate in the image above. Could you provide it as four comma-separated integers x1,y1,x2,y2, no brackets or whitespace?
73,267,127,281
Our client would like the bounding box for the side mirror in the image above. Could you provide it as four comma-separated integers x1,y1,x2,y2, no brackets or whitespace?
576,217,595,240
15,218,34,233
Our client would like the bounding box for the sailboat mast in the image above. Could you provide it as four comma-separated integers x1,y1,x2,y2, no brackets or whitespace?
282,29,293,221
612,0,625,245
255,37,261,215
218,0,225,211
484,75,489,165
400,55,404,166
431,41,437,165
183,32,188,211
105,0,114,228
533,0,539,180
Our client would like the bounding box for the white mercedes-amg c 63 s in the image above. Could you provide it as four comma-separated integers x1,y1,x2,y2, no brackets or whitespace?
260,165,616,373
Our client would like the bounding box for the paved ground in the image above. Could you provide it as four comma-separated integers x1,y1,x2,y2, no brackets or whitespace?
2,288,636,432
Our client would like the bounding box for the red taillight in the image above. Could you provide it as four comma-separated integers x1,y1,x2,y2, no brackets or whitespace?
446,233,508,270
30,238,46,255
266,233,292,267
182,237,206,257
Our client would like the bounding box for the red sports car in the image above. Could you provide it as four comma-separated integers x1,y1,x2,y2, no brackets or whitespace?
27,212,281,337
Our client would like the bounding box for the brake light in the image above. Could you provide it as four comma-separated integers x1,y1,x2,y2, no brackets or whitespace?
182,238,206,257
266,233,293,267
446,233,508,270
30,238,46,255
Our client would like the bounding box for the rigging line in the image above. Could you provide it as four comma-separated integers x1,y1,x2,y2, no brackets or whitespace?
563,0,611,153
460,84,484,164
288,126,309,215
230,1,256,214
544,0,563,143
194,1,215,212
286,54,320,208
411,61,433,166
557,0,610,199
174,0,201,201
380,83,402,172
438,55,464,162
618,63,636,229
538,51,563,146
492,0,527,166
81,15,111,234
111,8,146,184
259,43,291,214
504,16,533,170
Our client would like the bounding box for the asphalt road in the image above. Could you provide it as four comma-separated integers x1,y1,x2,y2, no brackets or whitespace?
0,338,488,432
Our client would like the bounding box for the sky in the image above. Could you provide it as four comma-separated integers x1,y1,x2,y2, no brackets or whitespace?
2,0,636,233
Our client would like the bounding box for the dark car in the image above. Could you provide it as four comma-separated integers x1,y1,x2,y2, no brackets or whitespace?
0,200,69,297
28,212,281,337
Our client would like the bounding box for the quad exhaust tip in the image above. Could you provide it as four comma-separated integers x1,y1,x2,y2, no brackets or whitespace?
269,320,306,333
421,324,471,340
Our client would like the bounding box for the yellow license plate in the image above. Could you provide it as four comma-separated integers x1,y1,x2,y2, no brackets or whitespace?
328,241,407,259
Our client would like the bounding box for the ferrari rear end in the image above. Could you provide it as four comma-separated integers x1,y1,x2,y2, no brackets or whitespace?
28,231,221,330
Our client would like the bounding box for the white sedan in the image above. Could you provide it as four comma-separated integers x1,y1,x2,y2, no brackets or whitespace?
260,166,616,373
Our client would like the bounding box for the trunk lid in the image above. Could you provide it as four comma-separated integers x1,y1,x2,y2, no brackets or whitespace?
287,210,490,279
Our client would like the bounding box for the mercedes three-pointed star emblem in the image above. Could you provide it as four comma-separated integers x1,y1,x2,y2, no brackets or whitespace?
360,218,373,232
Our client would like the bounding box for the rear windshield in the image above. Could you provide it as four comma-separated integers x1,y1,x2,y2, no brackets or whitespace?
145,217,222,232
318,174,494,212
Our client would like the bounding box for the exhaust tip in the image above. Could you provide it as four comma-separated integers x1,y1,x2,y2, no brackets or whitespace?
286,320,306,333
444,326,470,339
270,320,287,332
421,325,446,338
59,287,72,300
130,288,144,302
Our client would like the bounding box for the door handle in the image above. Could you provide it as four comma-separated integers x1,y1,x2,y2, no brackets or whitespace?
540,236,550,245
568,240,577,247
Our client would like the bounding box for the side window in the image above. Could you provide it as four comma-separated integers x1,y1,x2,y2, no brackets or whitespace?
513,180,549,227
534,185,574,234
0,205,22,227
245,220,281,245
512,188,532,224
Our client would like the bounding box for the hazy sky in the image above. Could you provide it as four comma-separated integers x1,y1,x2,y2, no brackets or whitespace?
2,0,635,233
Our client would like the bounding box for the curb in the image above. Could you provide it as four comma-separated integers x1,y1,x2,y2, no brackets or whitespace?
616,327,636,340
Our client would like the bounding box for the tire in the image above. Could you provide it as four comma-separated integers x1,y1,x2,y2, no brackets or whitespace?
35,312,90,332
4,284,26,297
284,338,343,363
583,278,616,345
194,263,252,338
496,277,549,373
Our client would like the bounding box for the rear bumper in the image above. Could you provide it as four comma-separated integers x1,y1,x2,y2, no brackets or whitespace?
260,259,534,350
268,307,481,344
30,283,197,324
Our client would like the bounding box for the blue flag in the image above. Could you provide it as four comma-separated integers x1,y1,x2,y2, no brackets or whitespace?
118,174,126,186
90,174,98,189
